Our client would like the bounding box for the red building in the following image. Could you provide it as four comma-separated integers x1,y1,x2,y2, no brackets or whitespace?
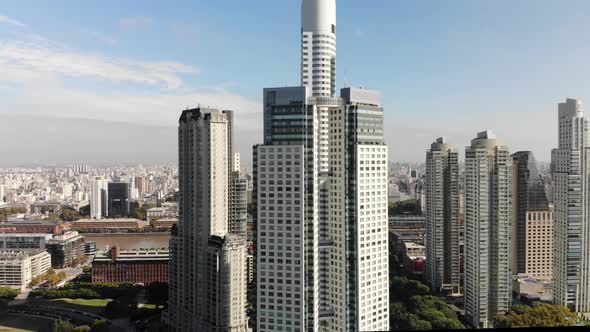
91,246,169,284
72,219,145,230
0,220,67,234
152,218,177,229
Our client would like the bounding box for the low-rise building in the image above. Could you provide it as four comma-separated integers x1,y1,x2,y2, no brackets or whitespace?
92,246,168,284
0,220,66,234
72,218,146,231
513,274,553,304
0,233,53,250
0,250,51,291
402,242,426,275
152,218,177,229
146,207,176,220
46,231,85,268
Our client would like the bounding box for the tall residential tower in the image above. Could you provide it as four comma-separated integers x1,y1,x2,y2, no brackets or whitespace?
425,137,461,294
553,98,590,314
464,130,512,328
166,108,247,332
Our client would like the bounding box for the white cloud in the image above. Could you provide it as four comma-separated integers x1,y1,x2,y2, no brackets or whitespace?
119,16,154,28
0,40,196,89
0,15,26,27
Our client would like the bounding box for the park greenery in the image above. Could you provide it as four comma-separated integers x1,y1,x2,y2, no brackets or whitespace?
388,199,422,216
31,267,67,287
30,282,141,300
130,203,157,220
0,287,19,300
44,207,83,222
494,303,584,328
0,207,27,222
389,276,464,330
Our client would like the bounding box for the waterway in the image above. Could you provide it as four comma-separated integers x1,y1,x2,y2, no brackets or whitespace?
83,233,170,251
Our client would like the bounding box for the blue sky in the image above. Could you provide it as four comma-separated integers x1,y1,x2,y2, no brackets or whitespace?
2,0,590,165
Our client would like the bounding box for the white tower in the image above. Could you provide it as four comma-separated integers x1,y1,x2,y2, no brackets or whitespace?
464,130,512,328
553,98,590,315
301,0,336,97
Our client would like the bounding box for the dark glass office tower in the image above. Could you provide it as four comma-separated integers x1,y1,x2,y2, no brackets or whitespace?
107,182,131,218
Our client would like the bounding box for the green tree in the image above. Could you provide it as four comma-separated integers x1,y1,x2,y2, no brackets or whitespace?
400,312,432,330
512,303,533,315
73,326,91,332
52,320,75,332
60,207,81,221
495,303,579,328
0,287,19,300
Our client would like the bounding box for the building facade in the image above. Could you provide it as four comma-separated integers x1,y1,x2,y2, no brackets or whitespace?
301,0,336,97
464,130,512,328
91,176,108,219
326,88,389,332
166,108,247,332
0,250,51,291
511,151,553,282
553,98,590,314
0,233,52,250
46,231,85,268
107,182,131,218
0,220,65,234
525,210,554,283
425,137,461,294
205,235,248,332
92,247,168,284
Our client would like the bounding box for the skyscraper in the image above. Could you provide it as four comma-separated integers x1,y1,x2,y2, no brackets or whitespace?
255,1,389,330
166,108,247,331
327,88,389,331
511,151,553,282
256,86,320,332
301,0,336,97
553,98,590,314
90,176,108,219
464,130,512,328
107,182,131,218
425,137,461,295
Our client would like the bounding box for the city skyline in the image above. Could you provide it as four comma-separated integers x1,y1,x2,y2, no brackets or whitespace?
3,1,590,165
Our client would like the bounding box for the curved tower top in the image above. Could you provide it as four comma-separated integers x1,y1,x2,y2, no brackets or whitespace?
302,0,336,33
301,0,336,97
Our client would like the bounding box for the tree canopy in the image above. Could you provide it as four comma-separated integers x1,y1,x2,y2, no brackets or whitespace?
0,287,19,300
389,277,464,330
494,303,580,328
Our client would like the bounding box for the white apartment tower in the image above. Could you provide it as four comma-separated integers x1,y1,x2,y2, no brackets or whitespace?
90,176,108,219
301,0,336,97
167,108,247,332
464,130,512,328
425,137,461,295
327,88,389,332
553,98,590,314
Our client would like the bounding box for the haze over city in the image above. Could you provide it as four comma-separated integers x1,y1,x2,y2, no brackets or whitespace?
2,0,590,166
